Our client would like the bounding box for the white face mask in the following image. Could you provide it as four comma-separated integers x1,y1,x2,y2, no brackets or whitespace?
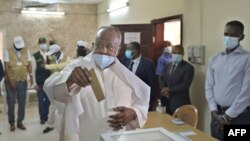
223,36,239,49
164,47,171,53
39,44,47,51
172,54,183,64
93,54,115,70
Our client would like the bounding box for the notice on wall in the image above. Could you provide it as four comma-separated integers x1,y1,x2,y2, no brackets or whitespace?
124,32,141,44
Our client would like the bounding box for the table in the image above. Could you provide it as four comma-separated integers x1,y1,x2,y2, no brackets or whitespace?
143,112,218,141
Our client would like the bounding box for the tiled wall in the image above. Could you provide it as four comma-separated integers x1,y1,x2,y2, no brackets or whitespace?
0,0,97,58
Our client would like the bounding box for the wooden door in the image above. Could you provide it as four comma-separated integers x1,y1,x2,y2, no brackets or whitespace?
151,14,183,61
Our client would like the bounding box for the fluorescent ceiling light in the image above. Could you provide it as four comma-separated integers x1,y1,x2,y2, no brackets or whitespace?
21,10,65,15
106,2,129,13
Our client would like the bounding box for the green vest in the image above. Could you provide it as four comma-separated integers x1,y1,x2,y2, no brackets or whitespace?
33,51,51,85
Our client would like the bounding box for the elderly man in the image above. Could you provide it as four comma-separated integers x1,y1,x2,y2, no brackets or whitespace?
43,26,150,141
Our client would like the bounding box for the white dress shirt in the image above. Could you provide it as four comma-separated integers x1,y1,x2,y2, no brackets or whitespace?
131,55,141,73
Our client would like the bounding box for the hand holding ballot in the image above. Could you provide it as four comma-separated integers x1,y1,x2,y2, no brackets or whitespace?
66,67,105,102
66,66,92,87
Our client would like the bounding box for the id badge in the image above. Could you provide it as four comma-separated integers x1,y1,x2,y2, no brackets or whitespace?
17,62,22,66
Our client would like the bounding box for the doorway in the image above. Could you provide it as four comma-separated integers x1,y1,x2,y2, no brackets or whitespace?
151,14,183,62
0,30,5,60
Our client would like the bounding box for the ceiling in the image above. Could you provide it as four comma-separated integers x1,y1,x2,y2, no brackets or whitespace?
18,0,105,4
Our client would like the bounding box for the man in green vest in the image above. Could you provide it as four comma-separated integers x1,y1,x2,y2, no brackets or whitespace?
32,37,51,125
4,36,33,131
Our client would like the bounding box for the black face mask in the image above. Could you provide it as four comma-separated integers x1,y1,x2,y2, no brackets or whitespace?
13,44,22,51
77,48,88,57
53,51,61,59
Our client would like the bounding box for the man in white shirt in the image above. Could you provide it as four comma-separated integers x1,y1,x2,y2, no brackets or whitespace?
43,26,150,141
4,36,33,131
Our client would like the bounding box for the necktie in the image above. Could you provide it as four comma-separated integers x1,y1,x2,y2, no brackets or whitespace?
170,64,176,75
168,64,176,86
128,61,134,71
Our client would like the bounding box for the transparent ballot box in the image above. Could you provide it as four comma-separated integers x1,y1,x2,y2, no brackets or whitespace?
100,127,189,141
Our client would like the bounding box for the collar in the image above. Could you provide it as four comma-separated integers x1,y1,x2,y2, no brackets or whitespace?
221,45,244,55
132,55,141,64
39,50,47,56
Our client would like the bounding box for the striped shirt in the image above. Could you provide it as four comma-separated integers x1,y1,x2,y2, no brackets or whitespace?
205,46,250,118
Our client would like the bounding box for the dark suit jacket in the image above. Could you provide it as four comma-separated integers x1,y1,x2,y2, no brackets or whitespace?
159,60,194,114
121,56,157,110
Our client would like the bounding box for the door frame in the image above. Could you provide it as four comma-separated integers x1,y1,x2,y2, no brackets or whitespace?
151,14,183,61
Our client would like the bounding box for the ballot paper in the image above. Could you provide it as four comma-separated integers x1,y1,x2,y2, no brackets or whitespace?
179,130,197,136
171,118,185,125
89,68,105,102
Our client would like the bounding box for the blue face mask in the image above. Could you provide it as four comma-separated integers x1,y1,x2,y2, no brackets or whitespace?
125,50,133,59
94,54,115,70
223,36,239,49
172,54,183,64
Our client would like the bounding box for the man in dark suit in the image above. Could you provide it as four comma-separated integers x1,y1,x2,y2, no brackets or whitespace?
121,42,156,111
159,45,194,114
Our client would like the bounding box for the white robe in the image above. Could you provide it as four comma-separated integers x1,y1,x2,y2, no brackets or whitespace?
43,52,150,141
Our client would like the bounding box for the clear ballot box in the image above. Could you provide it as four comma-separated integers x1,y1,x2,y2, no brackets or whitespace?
100,127,189,141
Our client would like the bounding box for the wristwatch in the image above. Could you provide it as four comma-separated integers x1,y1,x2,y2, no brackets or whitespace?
223,114,232,124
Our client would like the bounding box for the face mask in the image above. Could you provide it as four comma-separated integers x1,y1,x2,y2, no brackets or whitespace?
164,47,171,53
52,52,60,60
39,44,47,51
77,48,88,57
223,36,239,49
13,45,22,51
125,50,133,59
94,54,115,70
172,54,183,64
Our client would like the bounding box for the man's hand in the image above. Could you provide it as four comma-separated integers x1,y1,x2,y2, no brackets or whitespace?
10,80,16,92
29,77,33,87
108,106,137,131
34,85,40,91
212,111,227,130
160,87,169,97
66,66,92,87
40,62,45,69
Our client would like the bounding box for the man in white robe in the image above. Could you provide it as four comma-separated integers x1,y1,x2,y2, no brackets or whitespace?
43,26,150,141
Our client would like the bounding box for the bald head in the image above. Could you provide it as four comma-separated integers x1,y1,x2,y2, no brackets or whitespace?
172,45,184,55
94,26,121,57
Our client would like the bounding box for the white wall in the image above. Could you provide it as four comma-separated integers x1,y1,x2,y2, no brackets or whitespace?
98,0,250,134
